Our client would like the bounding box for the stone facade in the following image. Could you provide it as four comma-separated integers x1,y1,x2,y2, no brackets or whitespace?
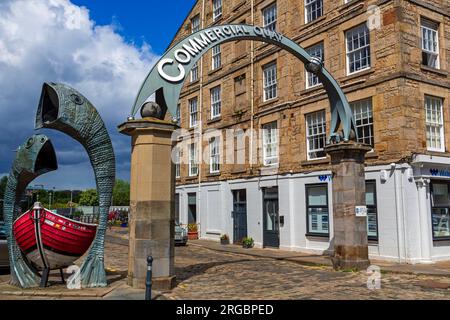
167,0,450,186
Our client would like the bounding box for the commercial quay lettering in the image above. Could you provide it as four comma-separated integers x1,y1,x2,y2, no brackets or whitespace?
158,25,283,83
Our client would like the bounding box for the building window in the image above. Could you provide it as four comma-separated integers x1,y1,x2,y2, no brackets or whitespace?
430,181,450,240
346,23,371,75
212,45,221,70
210,86,221,119
425,95,445,152
175,146,181,178
191,62,199,82
306,42,324,88
421,18,440,69
213,0,222,21
209,137,220,173
191,15,200,33
306,110,327,160
189,143,199,177
189,97,198,128
263,3,277,32
306,184,329,236
262,122,279,166
366,181,378,240
305,0,323,24
175,103,181,124
263,62,277,101
351,98,374,147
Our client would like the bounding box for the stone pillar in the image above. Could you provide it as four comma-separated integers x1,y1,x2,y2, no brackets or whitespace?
325,142,372,271
415,178,433,263
118,118,178,290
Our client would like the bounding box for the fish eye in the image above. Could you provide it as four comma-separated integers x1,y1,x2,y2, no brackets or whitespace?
26,137,35,149
70,94,84,105
40,137,46,144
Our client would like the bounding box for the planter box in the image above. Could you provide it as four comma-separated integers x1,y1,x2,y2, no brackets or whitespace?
188,232,198,240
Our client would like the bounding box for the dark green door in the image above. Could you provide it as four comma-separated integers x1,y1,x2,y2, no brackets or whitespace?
232,190,247,243
263,187,279,248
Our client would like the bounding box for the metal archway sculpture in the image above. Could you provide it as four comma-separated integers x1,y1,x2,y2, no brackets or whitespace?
130,24,357,143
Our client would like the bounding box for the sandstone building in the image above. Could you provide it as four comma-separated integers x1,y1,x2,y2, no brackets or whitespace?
170,0,450,263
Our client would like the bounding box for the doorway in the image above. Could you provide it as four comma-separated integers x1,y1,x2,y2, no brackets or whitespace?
187,193,197,224
232,189,247,244
263,187,279,248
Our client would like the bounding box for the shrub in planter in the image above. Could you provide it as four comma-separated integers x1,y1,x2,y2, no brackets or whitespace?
242,237,254,249
220,234,230,245
188,223,199,240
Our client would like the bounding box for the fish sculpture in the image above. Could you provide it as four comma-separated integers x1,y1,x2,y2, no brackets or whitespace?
35,83,115,288
4,134,57,288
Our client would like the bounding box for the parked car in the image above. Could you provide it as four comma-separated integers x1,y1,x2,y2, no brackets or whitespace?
175,222,188,246
0,222,9,269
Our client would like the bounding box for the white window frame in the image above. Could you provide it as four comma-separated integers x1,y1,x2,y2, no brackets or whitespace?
175,146,181,179
210,86,221,119
213,0,222,21
190,62,199,82
212,45,221,70
189,97,198,128
306,110,327,161
421,18,440,69
305,0,323,24
346,23,371,75
263,3,277,32
306,42,324,89
263,62,277,102
175,103,181,124
425,95,445,152
191,15,200,33
351,98,374,147
189,143,199,177
262,122,279,166
209,137,220,174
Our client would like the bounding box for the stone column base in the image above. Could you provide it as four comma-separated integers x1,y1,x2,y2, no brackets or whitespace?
128,276,177,291
332,258,370,271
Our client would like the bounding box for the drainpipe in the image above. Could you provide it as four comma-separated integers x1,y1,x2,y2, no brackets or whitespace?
250,0,255,170
393,164,405,263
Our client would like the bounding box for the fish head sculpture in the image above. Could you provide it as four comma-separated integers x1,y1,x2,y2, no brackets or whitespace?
14,134,58,193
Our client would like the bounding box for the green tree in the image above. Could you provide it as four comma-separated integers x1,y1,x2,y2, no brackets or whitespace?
79,189,99,206
113,179,130,206
0,176,8,199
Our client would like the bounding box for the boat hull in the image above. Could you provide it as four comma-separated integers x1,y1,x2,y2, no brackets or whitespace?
13,208,97,270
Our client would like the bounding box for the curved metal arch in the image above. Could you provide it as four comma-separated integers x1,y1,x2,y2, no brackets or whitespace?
131,24,356,142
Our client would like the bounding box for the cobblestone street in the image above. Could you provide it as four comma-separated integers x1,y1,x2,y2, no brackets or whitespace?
102,240,450,300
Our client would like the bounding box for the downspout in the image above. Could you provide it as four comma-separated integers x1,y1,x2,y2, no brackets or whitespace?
250,0,255,170
393,165,405,263
400,165,409,262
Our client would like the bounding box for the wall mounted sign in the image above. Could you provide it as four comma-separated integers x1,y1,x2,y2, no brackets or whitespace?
355,206,368,218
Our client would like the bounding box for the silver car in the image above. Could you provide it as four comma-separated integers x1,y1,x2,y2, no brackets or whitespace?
0,222,8,268
175,223,188,246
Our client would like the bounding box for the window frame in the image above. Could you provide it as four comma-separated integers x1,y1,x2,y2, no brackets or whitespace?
190,62,199,82
263,62,278,102
305,183,330,237
189,97,199,128
421,18,440,69
189,143,199,177
305,0,323,24
305,42,324,89
212,45,221,70
191,15,200,34
351,98,374,147
175,146,181,179
210,86,222,119
262,2,277,32
430,180,450,241
306,110,327,161
209,137,220,174
425,95,445,153
262,121,279,167
212,0,222,21
345,23,371,75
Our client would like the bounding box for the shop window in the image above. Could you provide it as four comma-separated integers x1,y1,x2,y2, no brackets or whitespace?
366,181,378,240
430,181,450,239
306,184,329,236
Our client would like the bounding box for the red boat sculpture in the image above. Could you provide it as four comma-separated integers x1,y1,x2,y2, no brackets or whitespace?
13,202,97,271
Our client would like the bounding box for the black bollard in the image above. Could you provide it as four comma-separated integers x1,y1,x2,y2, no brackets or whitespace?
145,256,153,301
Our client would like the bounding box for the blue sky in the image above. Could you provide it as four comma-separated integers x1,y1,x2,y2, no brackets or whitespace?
72,0,196,54
0,0,196,191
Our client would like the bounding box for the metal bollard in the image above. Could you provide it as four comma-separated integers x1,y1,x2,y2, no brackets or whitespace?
145,256,153,301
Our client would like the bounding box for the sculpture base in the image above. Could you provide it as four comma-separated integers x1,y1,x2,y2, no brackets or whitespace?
128,275,177,291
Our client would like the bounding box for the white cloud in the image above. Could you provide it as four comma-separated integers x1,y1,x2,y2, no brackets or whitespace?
0,0,159,189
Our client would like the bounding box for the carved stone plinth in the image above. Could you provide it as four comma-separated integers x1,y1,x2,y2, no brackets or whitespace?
119,118,178,290
325,142,372,271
